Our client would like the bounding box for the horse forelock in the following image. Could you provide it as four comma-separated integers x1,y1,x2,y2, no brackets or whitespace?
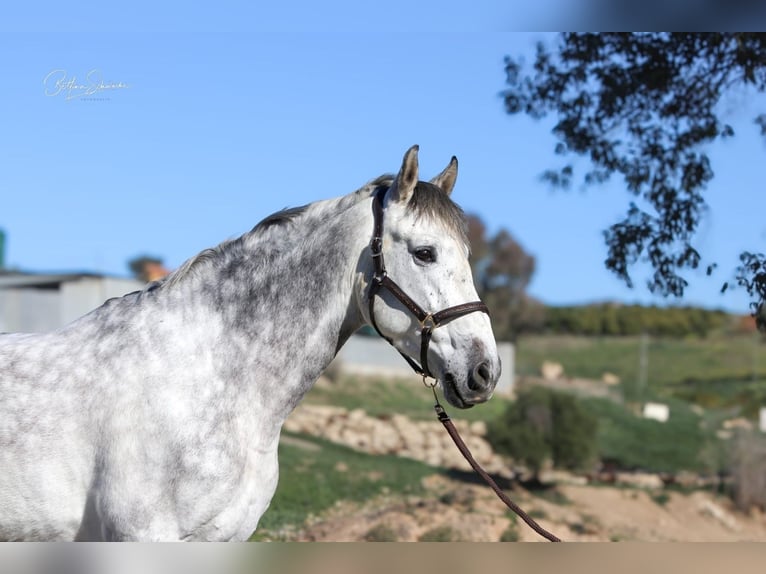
407,181,468,245
363,175,468,245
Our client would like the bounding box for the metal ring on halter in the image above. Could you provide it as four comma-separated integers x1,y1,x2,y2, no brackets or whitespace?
422,374,438,388
419,314,437,330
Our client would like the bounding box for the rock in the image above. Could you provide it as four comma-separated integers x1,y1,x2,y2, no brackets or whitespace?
601,372,620,385
469,420,488,436
538,469,589,486
541,360,564,381
722,417,753,431
282,404,513,474
615,472,664,490
673,471,702,489
698,499,741,532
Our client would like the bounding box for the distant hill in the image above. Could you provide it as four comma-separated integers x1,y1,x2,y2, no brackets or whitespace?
539,302,747,338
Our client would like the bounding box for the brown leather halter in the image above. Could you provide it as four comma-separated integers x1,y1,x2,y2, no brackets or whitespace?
367,187,490,380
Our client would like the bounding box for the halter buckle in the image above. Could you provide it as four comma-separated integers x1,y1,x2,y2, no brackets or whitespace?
420,314,437,330
370,237,383,257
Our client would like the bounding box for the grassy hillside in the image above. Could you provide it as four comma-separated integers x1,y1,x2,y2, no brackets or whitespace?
515,333,766,411
578,396,722,473
255,331,765,536
252,432,437,538
516,333,766,386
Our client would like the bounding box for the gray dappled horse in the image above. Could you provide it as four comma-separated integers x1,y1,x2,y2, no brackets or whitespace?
0,146,500,541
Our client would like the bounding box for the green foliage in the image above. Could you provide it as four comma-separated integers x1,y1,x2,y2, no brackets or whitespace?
499,524,520,542
503,32,766,309
651,492,671,507
466,214,542,341
487,387,598,475
542,304,729,337
669,377,766,418
735,253,766,331
363,524,398,542
418,526,455,542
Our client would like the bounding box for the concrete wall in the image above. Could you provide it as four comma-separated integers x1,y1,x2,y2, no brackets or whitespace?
332,334,515,394
59,277,143,325
0,289,60,333
0,277,143,333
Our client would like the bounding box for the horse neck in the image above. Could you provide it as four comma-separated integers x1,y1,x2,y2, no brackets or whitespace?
171,194,373,417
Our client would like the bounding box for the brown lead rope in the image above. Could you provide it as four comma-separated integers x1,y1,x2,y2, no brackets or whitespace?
427,384,562,542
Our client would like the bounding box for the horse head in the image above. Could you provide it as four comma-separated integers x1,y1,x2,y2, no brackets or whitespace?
362,146,501,409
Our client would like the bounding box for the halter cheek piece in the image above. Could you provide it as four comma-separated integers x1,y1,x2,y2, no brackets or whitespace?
367,188,490,380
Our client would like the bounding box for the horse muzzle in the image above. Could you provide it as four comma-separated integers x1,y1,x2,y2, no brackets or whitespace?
441,355,501,409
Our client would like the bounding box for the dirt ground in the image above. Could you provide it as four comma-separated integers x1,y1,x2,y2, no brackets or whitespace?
278,474,766,542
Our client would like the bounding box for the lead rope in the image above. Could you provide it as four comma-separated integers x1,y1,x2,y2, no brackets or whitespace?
423,379,562,542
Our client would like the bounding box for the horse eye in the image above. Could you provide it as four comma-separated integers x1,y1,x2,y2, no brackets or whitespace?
414,248,435,263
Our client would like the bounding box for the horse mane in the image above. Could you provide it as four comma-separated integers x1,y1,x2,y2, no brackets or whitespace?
157,173,467,290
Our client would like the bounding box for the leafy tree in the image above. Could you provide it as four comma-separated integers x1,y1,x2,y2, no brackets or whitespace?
502,33,766,329
541,303,728,337
467,214,543,341
487,387,598,477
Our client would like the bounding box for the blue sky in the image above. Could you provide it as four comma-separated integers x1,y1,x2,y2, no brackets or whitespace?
1,6,764,314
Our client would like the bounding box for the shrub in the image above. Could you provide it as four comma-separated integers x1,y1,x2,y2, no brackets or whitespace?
363,523,398,542
418,526,455,542
729,430,766,512
487,387,598,476
499,525,520,542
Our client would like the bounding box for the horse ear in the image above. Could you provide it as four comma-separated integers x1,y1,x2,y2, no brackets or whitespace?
389,145,419,204
429,156,458,196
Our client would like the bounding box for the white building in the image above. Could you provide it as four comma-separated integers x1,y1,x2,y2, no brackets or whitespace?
0,271,143,333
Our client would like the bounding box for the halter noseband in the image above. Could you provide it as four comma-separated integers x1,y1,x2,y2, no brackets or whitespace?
367,188,490,380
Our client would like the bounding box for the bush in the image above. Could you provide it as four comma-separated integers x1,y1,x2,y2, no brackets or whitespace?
499,524,520,542
418,526,455,542
363,523,398,542
487,387,598,476
729,430,766,512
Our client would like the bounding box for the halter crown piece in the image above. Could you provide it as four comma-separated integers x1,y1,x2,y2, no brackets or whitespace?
366,188,490,381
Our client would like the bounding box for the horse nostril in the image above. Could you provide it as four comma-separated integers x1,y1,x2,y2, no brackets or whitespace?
478,362,491,383
468,361,492,392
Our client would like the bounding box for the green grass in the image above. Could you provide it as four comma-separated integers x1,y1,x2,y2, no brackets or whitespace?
516,333,766,390
580,396,722,473
303,374,511,423
252,432,437,536
516,333,766,417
